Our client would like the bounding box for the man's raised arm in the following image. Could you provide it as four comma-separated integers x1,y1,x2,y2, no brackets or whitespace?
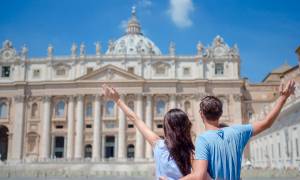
252,80,296,136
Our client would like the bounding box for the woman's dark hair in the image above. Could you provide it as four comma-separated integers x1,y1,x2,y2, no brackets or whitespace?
200,96,223,121
163,108,195,176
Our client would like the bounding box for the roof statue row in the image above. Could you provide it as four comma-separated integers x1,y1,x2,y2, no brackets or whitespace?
0,7,240,61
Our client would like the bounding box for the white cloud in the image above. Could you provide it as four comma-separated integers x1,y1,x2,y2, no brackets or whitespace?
168,0,194,28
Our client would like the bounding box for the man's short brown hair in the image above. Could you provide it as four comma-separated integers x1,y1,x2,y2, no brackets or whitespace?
199,96,223,121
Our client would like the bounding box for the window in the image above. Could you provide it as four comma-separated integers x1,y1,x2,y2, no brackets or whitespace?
56,125,64,129
128,124,134,128
156,100,165,116
85,102,93,117
157,124,163,128
86,67,93,74
31,103,38,118
106,101,115,116
33,69,40,78
127,67,135,74
215,63,224,75
56,68,66,76
86,124,92,129
55,100,65,117
84,144,92,158
1,66,10,77
0,103,8,118
183,67,191,76
127,144,134,158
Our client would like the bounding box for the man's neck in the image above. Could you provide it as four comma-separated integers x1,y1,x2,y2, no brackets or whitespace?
204,121,220,131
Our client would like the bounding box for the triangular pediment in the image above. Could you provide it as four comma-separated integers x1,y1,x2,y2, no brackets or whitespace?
76,64,144,81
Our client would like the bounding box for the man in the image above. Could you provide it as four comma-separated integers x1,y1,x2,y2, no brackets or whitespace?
180,80,296,180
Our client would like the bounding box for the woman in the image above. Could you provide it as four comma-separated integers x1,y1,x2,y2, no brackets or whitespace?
102,84,195,180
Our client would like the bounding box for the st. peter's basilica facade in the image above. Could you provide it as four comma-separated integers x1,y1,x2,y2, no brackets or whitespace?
0,8,298,168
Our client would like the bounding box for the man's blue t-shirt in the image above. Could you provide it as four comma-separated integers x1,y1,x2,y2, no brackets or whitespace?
195,124,253,180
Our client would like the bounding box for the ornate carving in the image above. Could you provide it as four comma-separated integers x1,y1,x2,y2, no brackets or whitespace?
76,95,84,101
14,95,25,103
106,68,114,80
1,40,17,61
42,96,51,103
233,94,241,102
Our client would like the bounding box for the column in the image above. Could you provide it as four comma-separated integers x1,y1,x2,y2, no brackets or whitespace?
92,95,101,161
66,96,75,159
117,94,126,160
135,94,144,160
74,95,84,159
145,95,153,159
169,94,176,109
11,95,25,160
39,96,51,160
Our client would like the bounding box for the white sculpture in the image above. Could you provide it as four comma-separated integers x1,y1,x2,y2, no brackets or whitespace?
95,41,101,56
21,44,28,58
3,40,12,49
213,35,224,47
80,42,85,56
47,44,53,57
108,40,114,52
71,43,77,57
230,44,239,57
169,41,176,55
197,41,204,55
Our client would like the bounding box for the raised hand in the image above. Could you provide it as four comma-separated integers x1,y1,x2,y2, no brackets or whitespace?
102,84,120,102
280,80,296,99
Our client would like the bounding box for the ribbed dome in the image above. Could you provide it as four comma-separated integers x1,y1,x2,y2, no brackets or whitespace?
106,7,161,55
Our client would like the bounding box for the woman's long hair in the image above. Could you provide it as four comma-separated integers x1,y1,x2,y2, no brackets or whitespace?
163,108,195,176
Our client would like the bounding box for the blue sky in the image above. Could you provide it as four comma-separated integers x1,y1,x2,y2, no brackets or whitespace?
0,0,299,82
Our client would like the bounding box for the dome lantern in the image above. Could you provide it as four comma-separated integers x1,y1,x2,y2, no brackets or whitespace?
126,6,142,35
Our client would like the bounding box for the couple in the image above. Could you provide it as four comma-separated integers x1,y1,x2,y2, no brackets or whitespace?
102,80,296,180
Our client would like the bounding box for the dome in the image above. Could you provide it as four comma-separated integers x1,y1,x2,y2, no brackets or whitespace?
106,7,161,56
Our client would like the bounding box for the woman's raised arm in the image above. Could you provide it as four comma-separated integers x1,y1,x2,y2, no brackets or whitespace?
102,84,160,146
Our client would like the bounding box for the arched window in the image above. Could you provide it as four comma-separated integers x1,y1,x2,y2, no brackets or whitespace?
106,101,115,116
127,101,134,111
85,102,93,117
0,103,8,118
31,103,38,118
184,101,192,116
84,144,92,158
127,144,135,158
156,100,165,116
55,100,65,117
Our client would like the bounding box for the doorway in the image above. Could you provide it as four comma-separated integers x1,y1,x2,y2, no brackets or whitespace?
0,125,8,161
